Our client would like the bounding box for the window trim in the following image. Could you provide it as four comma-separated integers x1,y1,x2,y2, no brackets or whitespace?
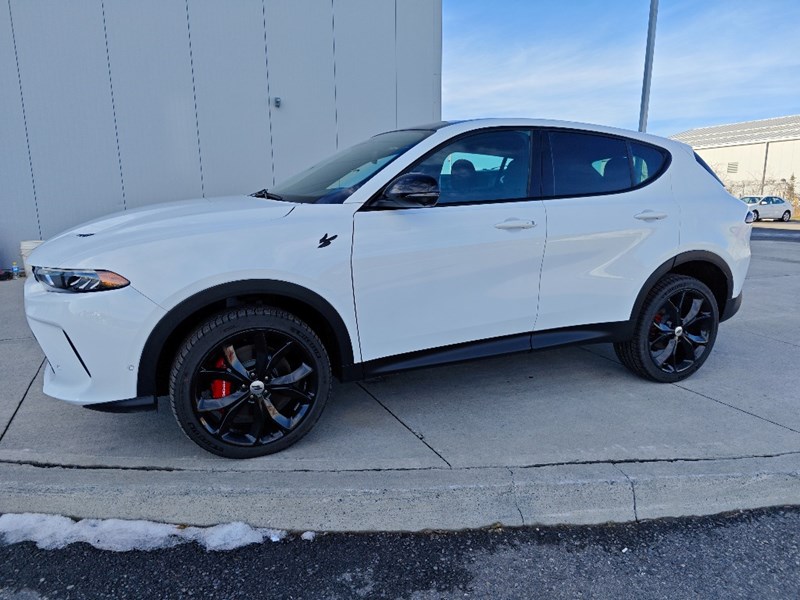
362,126,542,210
541,128,672,201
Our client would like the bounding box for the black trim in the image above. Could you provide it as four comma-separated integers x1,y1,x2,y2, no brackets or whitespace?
137,280,355,397
348,322,632,381
85,395,157,413
629,250,735,322
359,333,532,379
673,250,733,299
63,331,91,378
531,321,632,350
721,292,742,322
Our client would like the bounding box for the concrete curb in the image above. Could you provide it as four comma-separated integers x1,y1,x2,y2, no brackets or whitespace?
2,454,798,532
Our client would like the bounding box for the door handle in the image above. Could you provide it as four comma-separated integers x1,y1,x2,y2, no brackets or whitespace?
495,219,536,230
634,210,668,221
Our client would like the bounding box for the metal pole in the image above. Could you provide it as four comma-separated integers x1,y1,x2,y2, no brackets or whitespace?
638,0,659,132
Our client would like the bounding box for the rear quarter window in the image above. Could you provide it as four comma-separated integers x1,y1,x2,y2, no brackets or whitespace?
631,142,667,185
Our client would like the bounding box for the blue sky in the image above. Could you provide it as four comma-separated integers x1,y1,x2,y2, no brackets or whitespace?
441,0,800,137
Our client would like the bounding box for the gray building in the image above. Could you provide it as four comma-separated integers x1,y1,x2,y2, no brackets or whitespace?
0,0,442,267
672,115,800,199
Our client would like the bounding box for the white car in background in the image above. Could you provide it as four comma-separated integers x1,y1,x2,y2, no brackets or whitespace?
25,119,752,458
742,196,793,222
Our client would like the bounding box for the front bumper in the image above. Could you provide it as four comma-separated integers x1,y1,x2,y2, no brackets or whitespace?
24,278,166,405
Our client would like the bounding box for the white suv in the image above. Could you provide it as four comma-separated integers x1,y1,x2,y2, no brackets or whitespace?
25,119,752,458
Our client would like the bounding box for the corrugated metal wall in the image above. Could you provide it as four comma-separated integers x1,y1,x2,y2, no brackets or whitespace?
0,0,442,266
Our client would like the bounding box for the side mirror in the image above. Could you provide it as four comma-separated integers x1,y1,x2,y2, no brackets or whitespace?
374,173,439,208
760,200,768,205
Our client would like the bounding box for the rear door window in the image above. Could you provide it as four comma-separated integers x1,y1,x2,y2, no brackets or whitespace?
547,131,632,197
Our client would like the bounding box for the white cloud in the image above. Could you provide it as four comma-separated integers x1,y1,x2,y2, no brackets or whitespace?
442,1,800,137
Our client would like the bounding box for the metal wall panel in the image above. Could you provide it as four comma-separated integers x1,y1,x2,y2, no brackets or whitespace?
187,0,273,197
103,0,202,208
0,3,39,266
10,0,121,239
333,0,396,150
396,0,442,127
0,1,442,260
766,139,800,180
264,0,337,184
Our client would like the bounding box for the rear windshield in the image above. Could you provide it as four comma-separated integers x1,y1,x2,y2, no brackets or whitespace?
271,129,434,204
694,153,724,185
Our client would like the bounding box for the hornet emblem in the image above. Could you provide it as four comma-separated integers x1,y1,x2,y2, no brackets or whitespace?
318,233,338,248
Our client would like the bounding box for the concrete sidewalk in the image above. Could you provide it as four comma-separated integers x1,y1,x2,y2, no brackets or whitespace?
1,239,799,531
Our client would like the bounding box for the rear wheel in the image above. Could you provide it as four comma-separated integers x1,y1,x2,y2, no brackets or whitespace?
782,211,791,222
614,275,719,383
169,306,331,458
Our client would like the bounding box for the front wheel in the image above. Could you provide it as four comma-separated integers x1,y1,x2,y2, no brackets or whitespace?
169,306,331,458
782,211,791,222
752,210,760,221
614,275,719,383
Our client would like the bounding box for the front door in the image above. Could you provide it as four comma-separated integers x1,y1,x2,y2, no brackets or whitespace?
351,129,546,362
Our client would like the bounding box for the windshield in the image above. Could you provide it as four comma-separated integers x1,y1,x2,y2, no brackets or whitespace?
741,197,759,204
270,129,434,204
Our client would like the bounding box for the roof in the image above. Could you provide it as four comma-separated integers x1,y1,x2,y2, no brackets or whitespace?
672,115,800,149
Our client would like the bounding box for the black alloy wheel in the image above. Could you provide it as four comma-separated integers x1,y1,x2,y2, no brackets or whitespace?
614,275,719,383
647,289,713,374
170,307,331,458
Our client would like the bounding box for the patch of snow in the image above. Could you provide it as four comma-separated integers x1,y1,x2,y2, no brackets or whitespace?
0,513,287,552
300,531,316,541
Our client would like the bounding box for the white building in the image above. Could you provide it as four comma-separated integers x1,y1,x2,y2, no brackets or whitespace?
672,115,800,198
0,0,442,267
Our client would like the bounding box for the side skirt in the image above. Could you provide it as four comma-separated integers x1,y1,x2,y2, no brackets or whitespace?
341,322,632,381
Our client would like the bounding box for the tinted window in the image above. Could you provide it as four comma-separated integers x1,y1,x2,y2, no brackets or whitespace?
631,142,667,185
271,129,433,203
549,132,631,197
410,130,532,204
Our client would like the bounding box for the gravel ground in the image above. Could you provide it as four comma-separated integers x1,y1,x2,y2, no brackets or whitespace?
2,506,800,599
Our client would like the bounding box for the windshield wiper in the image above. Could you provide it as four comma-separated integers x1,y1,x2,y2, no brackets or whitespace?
250,189,284,201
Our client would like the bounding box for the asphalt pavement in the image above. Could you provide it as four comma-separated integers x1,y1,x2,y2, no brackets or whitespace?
1,231,799,531
2,506,799,599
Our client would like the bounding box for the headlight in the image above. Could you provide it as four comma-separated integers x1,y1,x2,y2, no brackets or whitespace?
33,267,130,292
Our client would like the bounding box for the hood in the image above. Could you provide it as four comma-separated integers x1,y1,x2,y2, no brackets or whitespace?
29,195,295,270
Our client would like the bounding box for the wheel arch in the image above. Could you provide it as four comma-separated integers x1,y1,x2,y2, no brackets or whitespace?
631,251,733,324
137,280,355,397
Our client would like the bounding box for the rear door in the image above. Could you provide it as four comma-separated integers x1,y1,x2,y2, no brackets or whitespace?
535,129,679,332
351,128,546,362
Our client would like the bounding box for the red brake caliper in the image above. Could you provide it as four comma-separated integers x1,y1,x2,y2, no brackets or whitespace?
211,357,230,399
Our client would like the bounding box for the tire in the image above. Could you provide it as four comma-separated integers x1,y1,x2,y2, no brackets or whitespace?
613,274,719,383
169,306,331,458
752,210,759,221
782,211,791,222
